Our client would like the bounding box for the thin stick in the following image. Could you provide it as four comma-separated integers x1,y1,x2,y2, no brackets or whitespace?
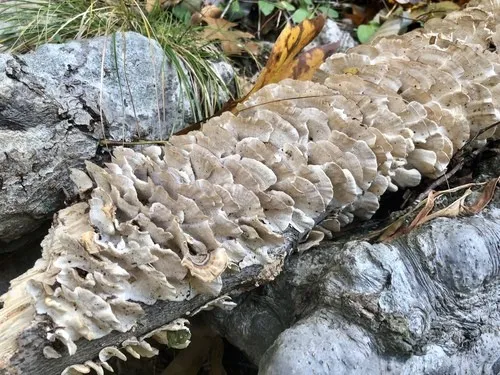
403,121,500,208
99,139,170,147
413,160,465,206
220,0,233,19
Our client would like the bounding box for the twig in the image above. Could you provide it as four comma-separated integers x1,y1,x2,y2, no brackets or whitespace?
403,120,500,208
99,139,170,147
385,3,398,19
220,0,234,19
464,120,500,146
412,160,464,206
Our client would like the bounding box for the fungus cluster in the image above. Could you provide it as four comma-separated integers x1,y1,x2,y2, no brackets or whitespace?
60,319,192,375
2,0,500,369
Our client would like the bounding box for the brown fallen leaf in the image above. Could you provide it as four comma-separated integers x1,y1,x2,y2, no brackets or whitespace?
417,188,472,226
405,190,439,232
377,177,499,242
201,17,254,56
145,0,180,13
244,40,262,56
145,0,156,13
375,217,406,242
376,192,437,242
175,15,327,135
463,176,499,214
280,42,340,82
201,4,222,19
246,15,326,97
344,4,379,27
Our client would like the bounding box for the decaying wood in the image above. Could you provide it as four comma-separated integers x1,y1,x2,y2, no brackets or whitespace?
0,201,297,374
0,236,295,375
2,0,500,373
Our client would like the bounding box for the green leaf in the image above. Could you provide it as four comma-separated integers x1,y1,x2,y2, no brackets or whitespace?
291,8,311,23
230,0,241,13
357,22,380,43
172,4,192,24
302,0,313,6
319,6,339,19
258,0,276,16
184,0,203,9
277,1,295,11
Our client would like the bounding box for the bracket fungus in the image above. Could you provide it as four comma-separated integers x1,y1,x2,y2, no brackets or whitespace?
2,0,500,372
59,319,192,375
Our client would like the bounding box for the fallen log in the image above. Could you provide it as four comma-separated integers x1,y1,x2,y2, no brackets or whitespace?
0,243,294,375
2,0,500,373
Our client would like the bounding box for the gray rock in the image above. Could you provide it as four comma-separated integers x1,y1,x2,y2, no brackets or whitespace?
210,60,238,106
210,193,500,374
0,53,97,245
260,312,384,375
309,19,357,52
261,309,500,375
19,31,187,141
0,32,234,245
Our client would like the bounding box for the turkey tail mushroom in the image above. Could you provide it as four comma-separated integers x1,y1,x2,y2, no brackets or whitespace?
2,0,500,372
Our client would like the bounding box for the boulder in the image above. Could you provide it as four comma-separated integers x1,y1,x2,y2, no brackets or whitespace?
210,185,500,374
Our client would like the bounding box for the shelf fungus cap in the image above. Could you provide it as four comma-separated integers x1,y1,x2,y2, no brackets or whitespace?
99,346,127,362
122,337,159,359
181,247,229,283
61,364,91,375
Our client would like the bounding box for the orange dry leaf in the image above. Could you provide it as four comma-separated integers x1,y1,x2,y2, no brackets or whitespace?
201,17,254,56
247,15,326,98
175,15,327,135
282,42,339,82
376,191,438,242
465,177,500,214
344,4,378,26
378,177,499,242
406,190,439,231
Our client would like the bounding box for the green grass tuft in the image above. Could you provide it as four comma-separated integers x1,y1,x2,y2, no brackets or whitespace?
0,0,237,131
